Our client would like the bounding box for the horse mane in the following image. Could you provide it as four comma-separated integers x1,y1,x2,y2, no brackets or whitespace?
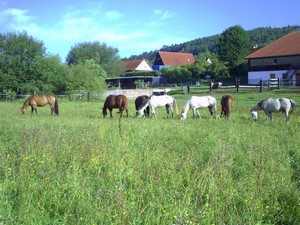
289,99,297,113
181,98,191,114
21,95,33,109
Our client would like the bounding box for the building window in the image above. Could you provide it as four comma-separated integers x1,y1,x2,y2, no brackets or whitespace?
270,73,276,79
273,58,277,65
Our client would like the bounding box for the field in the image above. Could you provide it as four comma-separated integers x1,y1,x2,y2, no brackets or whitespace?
0,87,300,225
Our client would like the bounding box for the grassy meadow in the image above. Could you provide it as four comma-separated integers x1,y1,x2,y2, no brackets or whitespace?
0,87,300,225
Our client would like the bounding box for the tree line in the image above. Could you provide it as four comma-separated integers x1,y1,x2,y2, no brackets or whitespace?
0,25,299,96
0,32,124,96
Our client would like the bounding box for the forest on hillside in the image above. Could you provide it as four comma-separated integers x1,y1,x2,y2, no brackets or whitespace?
126,25,300,63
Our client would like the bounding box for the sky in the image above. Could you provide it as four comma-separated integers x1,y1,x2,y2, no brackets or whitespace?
0,0,299,61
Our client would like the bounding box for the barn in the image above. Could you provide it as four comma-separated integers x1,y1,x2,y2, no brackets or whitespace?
246,29,300,85
152,51,195,71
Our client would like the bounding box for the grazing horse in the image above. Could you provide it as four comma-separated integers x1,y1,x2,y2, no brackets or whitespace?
21,94,59,115
137,95,178,118
181,95,219,120
135,95,150,117
250,97,296,123
102,95,129,118
220,95,234,118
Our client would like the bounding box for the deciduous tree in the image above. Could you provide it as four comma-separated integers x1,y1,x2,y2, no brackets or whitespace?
217,25,251,68
66,41,123,76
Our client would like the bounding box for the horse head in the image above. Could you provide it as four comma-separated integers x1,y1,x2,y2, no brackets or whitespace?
180,112,187,120
20,107,26,114
102,107,107,118
250,110,258,121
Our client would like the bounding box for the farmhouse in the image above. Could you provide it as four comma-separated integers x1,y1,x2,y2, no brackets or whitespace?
246,29,300,85
123,59,152,72
152,51,195,71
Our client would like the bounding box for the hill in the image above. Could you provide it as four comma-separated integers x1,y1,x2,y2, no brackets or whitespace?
125,25,300,63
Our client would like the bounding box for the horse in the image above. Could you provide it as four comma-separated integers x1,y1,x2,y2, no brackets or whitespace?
250,97,296,123
137,95,178,118
21,94,59,115
135,95,150,117
181,95,219,120
102,95,129,118
220,95,234,118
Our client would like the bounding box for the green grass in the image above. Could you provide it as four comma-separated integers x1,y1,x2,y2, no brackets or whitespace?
0,89,300,224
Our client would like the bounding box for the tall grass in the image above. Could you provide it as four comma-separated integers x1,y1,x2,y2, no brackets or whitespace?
0,90,299,224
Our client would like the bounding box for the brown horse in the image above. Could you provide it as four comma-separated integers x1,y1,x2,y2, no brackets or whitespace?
21,94,59,115
135,95,150,117
102,95,129,118
220,95,233,118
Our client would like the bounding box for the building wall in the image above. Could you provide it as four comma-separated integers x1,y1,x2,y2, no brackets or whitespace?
135,60,153,71
248,70,294,84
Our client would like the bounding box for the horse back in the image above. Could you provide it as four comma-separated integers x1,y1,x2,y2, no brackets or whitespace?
115,95,128,109
28,95,50,106
104,95,116,109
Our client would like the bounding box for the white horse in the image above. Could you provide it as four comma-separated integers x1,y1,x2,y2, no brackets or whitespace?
137,95,178,118
250,97,296,123
181,96,219,120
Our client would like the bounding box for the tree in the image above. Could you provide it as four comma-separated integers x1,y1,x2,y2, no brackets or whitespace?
0,31,47,94
66,41,123,77
0,32,70,95
161,66,192,84
217,25,251,69
65,59,107,93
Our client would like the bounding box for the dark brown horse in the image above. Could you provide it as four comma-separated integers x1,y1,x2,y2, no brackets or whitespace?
21,94,59,115
135,95,150,117
102,95,129,118
221,95,233,118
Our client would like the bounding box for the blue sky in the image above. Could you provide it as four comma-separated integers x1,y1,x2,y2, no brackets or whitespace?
0,0,299,61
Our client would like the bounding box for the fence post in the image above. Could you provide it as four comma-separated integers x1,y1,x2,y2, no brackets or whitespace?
277,77,280,89
236,78,240,93
209,81,212,92
260,79,263,93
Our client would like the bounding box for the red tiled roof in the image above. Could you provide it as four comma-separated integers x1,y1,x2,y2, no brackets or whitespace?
158,51,195,65
123,59,144,71
246,30,300,59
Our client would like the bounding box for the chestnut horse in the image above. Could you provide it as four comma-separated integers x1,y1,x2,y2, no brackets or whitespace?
135,95,150,117
220,95,233,118
102,95,129,118
21,94,59,115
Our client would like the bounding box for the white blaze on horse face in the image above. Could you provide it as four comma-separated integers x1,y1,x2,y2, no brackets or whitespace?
251,111,258,121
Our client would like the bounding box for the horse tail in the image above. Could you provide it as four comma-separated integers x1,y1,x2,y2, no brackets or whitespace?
173,98,179,114
290,99,296,113
54,96,59,115
225,97,231,117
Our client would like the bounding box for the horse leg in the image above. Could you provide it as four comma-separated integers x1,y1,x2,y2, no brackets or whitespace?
192,108,200,119
270,112,273,122
31,106,37,114
165,105,169,118
151,107,156,118
192,108,196,119
169,104,174,118
264,112,271,122
109,109,113,118
50,105,54,115
284,111,290,123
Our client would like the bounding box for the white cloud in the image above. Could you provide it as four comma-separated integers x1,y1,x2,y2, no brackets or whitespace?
0,8,33,29
153,9,172,20
105,11,122,20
